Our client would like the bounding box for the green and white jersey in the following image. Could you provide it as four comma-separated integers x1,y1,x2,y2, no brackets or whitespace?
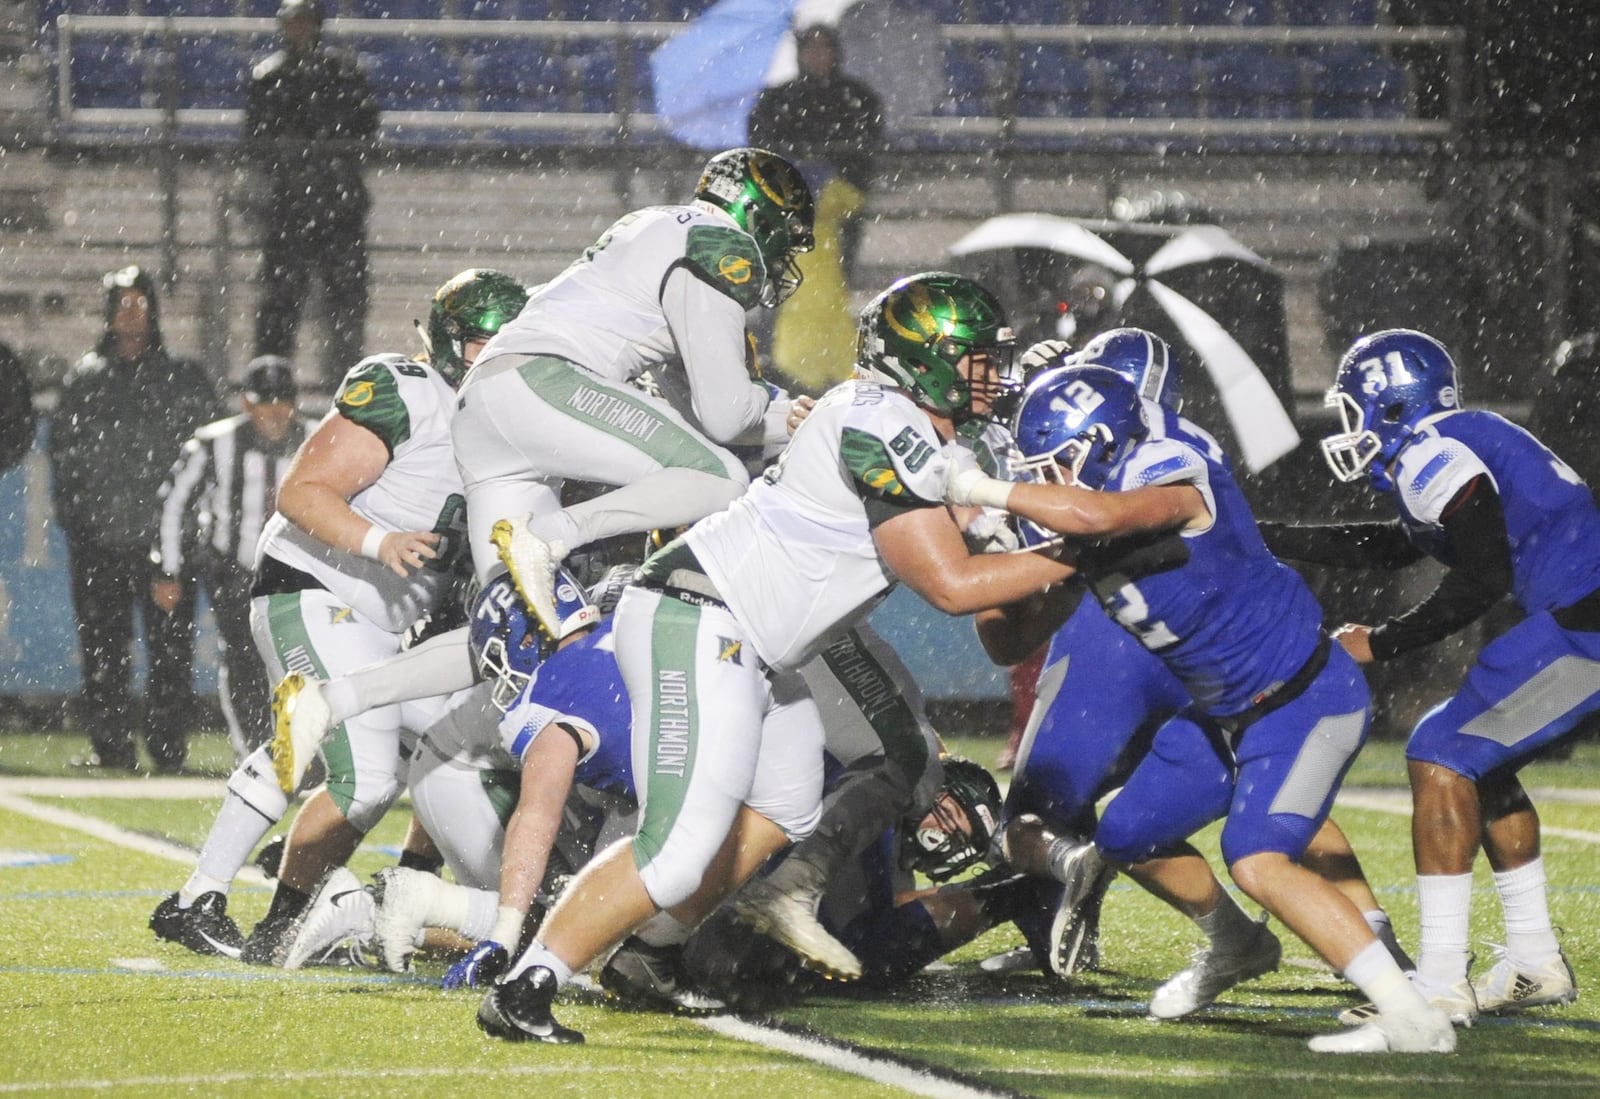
470,203,771,444
686,380,948,672
258,353,468,633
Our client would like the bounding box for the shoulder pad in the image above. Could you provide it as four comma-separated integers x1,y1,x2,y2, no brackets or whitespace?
839,392,945,507
334,355,416,453
683,224,767,310
1393,432,1489,523
1119,437,1206,490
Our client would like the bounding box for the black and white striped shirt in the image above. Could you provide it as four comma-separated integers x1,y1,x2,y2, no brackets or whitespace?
154,412,315,577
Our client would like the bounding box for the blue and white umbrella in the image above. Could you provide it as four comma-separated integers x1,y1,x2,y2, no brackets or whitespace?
650,0,941,150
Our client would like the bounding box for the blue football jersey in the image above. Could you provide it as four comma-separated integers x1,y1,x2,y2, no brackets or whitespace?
1390,410,1600,614
497,619,635,800
1083,413,1326,716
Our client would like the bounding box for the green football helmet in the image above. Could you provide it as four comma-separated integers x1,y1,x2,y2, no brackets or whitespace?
856,271,1016,423
902,755,1002,882
693,147,815,307
418,269,529,387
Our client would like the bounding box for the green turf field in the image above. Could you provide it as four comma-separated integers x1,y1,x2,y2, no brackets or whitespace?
2,732,1597,1097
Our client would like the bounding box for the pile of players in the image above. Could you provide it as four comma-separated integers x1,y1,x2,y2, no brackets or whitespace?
145,146,1592,1057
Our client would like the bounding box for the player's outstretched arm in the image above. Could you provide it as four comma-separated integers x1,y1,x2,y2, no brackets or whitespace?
875,504,1074,616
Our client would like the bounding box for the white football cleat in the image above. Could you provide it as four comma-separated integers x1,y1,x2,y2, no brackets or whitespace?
271,673,333,796
282,866,375,970
730,876,862,981
371,866,441,973
489,515,568,642
1339,974,1478,1027
979,945,1036,974
1309,1004,1456,1054
1474,946,1578,1014
1149,919,1282,1019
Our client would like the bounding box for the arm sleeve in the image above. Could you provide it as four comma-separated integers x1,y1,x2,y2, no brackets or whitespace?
154,437,210,576
1257,518,1425,569
1369,476,1514,659
660,265,769,444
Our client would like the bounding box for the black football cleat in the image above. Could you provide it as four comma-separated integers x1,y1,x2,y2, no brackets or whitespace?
477,966,584,1044
240,910,299,967
600,937,726,1015
149,891,244,958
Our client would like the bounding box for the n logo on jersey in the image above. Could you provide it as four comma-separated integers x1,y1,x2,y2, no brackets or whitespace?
716,637,743,665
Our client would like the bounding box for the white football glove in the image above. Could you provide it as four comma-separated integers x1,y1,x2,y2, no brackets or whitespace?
962,507,1021,554
1019,338,1074,381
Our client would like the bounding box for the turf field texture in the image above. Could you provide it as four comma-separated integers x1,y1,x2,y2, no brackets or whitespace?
2,732,1598,1098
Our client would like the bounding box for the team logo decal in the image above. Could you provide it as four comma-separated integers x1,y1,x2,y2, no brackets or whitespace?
864,467,904,496
716,637,744,665
341,381,376,407
329,607,354,625
719,255,753,284
885,284,950,345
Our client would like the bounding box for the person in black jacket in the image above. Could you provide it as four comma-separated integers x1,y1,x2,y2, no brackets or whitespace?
49,266,220,772
245,0,380,390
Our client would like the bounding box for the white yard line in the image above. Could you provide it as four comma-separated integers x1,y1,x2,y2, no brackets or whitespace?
1337,788,1600,845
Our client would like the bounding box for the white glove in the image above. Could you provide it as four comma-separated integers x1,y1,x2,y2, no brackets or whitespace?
962,507,1021,554
1019,338,1074,380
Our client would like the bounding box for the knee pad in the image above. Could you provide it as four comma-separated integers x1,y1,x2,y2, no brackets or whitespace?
635,839,712,910
328,770,402,835
226,746,289,822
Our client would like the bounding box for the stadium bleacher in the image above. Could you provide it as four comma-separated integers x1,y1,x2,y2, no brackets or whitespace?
38,0,1440,154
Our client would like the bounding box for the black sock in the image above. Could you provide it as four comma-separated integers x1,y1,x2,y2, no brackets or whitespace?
264,882,312,924
398,849,444,875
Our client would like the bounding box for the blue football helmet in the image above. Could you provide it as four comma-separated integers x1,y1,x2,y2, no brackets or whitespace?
469,569,600,711
1010,365,1150,548
1069,327,1181,413
1321,328,1461,491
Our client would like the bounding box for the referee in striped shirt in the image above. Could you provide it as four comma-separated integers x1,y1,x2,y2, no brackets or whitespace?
152,357,315,758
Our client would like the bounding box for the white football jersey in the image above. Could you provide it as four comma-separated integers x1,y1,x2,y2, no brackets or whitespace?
258,353,467,633
686,380,949,671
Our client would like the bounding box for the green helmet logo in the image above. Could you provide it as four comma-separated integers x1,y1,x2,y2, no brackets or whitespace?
421,269,528,387
694,147,815,307
856,272,1016,422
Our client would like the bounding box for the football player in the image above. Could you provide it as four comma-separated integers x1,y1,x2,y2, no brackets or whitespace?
1260,329,1598,1022
984,331,1411,1002
948,364,1455,1055
454,148,815,641
473,271,1075,1045
149,270,528,965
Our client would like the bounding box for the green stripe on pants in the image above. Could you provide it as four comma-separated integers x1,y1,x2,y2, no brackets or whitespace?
632,596,702,871
515,356,735,478
264,592,356,816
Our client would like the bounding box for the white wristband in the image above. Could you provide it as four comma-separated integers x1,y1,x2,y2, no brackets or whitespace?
968,475,1015,511
359,525,390,561
491,904,524,949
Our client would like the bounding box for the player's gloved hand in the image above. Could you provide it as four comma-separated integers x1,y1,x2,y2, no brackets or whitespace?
441,941,509,990
1019,338,1073,381
962,507,1020,554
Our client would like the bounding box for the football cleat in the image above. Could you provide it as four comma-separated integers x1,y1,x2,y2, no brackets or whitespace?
370,866,440,973
477,966,584,1044
488,516,567,643
1309,1004,1456,1054
1046,862,1115,980
282,867,375,970
979,945,1037,974
730,875,862,981
270,673,333,796
149,891,244,959
1339,974,1478,1027
1148,918,1282,1019
599,937,727,1016
1473,946,1578,1014
240,909,299,968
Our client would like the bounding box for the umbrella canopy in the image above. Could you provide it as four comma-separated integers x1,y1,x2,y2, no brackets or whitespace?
950,214,1301,473
650,0,940,150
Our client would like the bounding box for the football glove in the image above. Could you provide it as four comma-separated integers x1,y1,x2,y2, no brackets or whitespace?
441,940,509,990
1019,338,1073,381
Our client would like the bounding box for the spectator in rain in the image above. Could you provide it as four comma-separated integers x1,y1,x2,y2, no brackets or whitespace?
245,0,380,390
152,356,315,760
1527,332,1600,491
0,338,34,475
49,265,220,772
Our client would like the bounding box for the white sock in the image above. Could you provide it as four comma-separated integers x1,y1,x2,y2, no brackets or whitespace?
177,873,232,906
1194,890,1258,954
1343,940,1427,1015
506,942,573,986
1415,872,1473,988
185,789,279,902
419,876,474,934
461,888,501,942
1493,858,1561,963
